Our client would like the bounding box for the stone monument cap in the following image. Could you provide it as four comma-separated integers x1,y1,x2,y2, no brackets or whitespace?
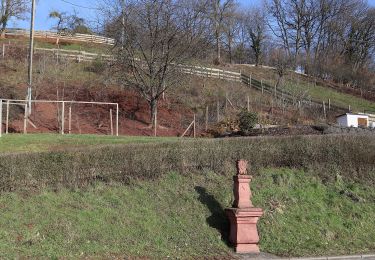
236,159,248,175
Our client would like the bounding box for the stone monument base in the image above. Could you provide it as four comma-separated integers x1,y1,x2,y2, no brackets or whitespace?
225,207,263,253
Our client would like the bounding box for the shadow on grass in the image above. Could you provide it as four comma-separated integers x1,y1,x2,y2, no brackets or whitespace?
195,186,230,246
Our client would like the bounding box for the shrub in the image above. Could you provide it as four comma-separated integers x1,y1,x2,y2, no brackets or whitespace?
86,58,106,73
238,110,258,133
0,135,374,193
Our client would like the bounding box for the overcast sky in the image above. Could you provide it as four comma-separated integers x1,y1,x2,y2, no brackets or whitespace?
10,0,375,31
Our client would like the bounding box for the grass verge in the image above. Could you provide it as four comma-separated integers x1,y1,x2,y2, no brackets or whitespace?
0,172,233,258
1,168,374,258
0,134,178,153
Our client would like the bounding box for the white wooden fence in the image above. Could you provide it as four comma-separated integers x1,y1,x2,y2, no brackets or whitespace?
34,47,114,62
178,64,241,82
0,42,347,112
5,29,115,46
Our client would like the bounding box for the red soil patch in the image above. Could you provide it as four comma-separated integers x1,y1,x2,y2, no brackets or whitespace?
8,85,194,137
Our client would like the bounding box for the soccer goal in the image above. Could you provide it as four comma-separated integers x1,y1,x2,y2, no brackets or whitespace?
0,99,119,137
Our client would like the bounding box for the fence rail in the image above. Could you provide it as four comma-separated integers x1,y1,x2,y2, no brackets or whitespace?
174,64,345,113
178,64,241,82
5,29,115,46
0,41,348,113
34,47,114,62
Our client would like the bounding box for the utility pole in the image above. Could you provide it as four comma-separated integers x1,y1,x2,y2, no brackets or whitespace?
27,0,36,115
121,0,126,48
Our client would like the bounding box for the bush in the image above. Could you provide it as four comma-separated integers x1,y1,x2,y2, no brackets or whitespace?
0,135,374,193
238,110,258,133
86,58,106,73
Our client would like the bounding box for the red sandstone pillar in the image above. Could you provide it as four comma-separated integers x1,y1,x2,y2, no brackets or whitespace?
225,160,263,253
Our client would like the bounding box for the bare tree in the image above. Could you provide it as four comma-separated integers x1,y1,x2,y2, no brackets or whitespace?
103,0,206,127
0,0,28,37
343,6,375,72
270,48,291,88
242,6,267,66
49,10,92,34
223,5,240,64
207,0,236,64
266,0,309,68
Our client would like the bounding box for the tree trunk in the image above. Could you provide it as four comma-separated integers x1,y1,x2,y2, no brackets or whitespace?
0,25,6,39
150,98,158,128
215,33,221,64
255,52,259,66
228,43,232,64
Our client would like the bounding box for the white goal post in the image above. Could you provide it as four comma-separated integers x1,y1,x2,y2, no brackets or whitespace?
0,99,119,137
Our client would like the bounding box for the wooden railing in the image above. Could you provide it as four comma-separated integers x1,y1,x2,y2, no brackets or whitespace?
0,42,347,112
34,48,114,62
5,29,115,46
178,64,241,82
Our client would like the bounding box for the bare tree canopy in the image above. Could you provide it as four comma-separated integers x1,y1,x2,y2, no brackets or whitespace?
0,0,29,37
49,10,92,34
95,0,374,102
101,0,207,126
241,6,267,66
266,0,375,90
206,0,237,64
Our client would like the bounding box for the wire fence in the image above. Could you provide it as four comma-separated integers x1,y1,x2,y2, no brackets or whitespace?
0,41,359,115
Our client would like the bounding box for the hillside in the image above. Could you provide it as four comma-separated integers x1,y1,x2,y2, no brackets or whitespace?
1,38,375,137
236,64,375,113
0,135,374,258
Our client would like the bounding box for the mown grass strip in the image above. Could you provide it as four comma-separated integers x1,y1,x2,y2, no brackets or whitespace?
0,133,179,153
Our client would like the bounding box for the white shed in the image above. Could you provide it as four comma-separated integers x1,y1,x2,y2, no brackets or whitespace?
336,113,369,128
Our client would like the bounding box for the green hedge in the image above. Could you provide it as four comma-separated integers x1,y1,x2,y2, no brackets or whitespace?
0,135,374,192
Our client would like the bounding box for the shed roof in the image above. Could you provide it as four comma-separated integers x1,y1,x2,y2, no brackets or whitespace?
336,113,370,118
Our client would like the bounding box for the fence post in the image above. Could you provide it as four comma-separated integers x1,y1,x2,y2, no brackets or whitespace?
205,106,208,131
61,101,65,134
217,100,220,123
110,108,113,136
348,105,351,112
249,74,252,87
247,96,250,112
116,104,119,137
323,101,326,119
328,98,331,110
193,114,196,138
225,92,228,111
261,80,264,94
6,100,9,134
154,106,157,137
68,104,72,134
2,44,5,59
24,104,27,134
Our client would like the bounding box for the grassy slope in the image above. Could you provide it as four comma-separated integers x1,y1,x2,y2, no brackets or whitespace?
0,169,374,258
284,81,375,112
237,65,375,112
0,38,109,54
2,37,374,113
0,172,232,258
253,168,375,257
0,134,178,153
